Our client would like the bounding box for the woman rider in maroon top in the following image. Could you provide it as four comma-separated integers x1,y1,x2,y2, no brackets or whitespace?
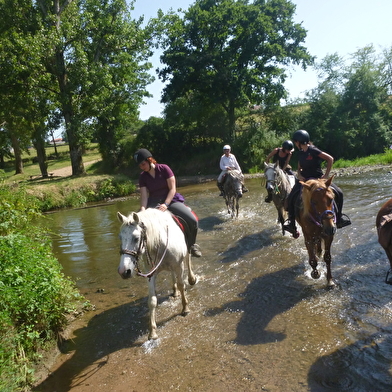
134,148,201,257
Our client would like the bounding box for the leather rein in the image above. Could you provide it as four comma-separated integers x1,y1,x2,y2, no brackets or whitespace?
119,222,169,279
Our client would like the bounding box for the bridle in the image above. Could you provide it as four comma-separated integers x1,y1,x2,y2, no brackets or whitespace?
307,188,336,227
119,222,169,279
265,167,285,200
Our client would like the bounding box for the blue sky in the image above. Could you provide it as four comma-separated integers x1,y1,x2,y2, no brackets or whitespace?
131,0,392,120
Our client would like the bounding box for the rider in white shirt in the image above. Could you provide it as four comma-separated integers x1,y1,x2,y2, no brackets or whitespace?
217,145,248,196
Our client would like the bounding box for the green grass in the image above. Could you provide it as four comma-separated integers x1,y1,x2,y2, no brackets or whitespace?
3,143,101,182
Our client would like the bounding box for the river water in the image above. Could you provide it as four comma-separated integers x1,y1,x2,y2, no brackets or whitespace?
35,170,392,392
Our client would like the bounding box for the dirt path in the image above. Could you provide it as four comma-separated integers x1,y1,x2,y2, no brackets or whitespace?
50,160,101,177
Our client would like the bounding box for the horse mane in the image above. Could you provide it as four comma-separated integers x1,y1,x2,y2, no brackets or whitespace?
126,209,168,250
301,179,335,217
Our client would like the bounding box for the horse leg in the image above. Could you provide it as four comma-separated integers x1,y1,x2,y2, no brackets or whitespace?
175,262,190,315
185,253,197,286
383,247,392,284
235,196,239,218
305,238,320,279
171,270,180,297
323,236,335,287
147,276,159,340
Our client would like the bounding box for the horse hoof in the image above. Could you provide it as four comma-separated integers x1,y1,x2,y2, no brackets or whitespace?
311,270,320,279
148,332,159,340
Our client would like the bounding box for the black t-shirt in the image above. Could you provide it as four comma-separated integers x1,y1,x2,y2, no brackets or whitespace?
298,145,324,179
272,148,287,169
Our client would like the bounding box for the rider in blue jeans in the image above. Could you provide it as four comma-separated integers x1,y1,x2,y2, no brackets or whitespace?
283,130,351,238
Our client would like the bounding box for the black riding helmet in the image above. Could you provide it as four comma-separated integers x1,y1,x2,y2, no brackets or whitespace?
134,148,152,164
282,140,294,151
293,130,310,144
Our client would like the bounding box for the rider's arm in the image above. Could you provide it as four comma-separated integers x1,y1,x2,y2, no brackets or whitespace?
140,186,148,211
266,148,278,163
157,176,176,212
319,151,334,179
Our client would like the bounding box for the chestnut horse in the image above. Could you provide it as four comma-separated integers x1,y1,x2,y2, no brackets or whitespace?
376,198,392,284
297,176,337,287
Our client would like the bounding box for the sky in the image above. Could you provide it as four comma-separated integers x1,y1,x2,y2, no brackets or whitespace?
131,0,392,120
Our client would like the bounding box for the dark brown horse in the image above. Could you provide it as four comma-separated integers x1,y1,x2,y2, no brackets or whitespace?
376,198,392,284
297,176,337,288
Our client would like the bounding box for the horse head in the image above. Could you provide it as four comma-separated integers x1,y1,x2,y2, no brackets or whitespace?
300,175,336,236
117,211,145,279
264,162,279,198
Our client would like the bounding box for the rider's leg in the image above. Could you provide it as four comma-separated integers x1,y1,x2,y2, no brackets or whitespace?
331,183,351,228
217,171,226,196
168,202,202,257
283,182,300,236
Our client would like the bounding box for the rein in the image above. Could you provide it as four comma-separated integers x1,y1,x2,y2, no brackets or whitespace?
120,223,170,279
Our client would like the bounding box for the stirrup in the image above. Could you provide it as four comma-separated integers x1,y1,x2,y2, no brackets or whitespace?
337,213,351,229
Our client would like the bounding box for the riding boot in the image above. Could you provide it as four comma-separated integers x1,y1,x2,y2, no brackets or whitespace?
217,181,225,196
265,194,272,203
283,210,299,238
190,244,202,257
337,213,351,228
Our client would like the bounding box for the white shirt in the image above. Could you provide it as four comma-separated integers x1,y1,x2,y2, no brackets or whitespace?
220,153,242,173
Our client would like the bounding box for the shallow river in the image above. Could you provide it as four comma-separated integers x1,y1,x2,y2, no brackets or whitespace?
35,170,392,392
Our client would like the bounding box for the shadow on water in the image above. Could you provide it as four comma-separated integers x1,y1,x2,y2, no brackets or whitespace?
205,264,314,346
308,333,392,392
307,237,392,391
33,299,144,391
219,228,277,264
33,291,186,392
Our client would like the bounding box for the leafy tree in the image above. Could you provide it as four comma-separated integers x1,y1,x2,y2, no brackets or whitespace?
159,0,313,143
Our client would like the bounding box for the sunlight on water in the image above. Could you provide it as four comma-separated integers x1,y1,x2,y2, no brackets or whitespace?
42,172,392,391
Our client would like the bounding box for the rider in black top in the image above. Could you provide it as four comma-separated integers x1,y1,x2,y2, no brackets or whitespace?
283,130,351,237
265,140,294,203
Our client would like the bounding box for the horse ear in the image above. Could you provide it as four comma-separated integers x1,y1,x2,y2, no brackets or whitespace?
264,162,268,169
132,212,140,224
325,174,335,187
274,161,279,168
117,212,127,223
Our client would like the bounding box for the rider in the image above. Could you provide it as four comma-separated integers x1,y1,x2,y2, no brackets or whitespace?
283,130,351,237
217,144,248,196
264,140,294,203
134,148,202,257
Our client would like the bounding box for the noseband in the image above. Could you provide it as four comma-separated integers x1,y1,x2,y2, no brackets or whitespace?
120,222,169,279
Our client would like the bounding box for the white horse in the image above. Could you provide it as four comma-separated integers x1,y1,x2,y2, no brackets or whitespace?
264,162,295,234
117,208,197,340
223,169,243,218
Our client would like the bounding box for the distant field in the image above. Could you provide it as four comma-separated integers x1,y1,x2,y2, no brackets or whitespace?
3,143,101,181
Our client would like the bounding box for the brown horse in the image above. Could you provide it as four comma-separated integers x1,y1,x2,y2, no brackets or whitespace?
376,198,392,284
297,176,337,287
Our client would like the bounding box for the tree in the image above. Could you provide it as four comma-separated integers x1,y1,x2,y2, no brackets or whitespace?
35,0,154,175
158,0,313,143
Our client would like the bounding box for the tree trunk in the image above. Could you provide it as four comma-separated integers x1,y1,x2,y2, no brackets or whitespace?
33,138,48,178
10,132,23,174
